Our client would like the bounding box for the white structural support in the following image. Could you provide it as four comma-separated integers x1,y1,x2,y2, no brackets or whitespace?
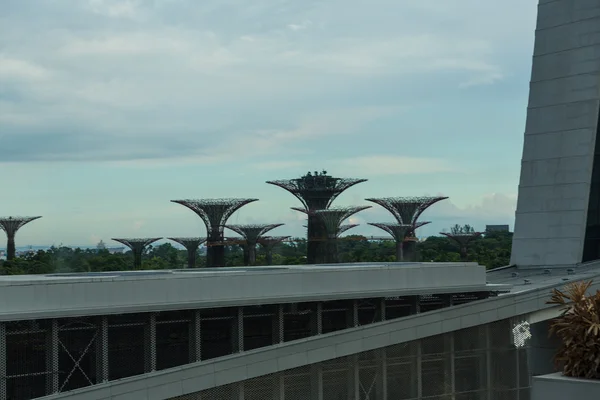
144,313,157,373
46,319,59,394
0,323,5,400
310,365,324,400
190,311,202,363
96,316,109,383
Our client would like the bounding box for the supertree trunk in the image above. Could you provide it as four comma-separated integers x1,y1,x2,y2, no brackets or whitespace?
265,249,273,265
460,246,468,262
403,240,417,262
186,247,196,269
248,245,257,266
395,240,404,262
6,235,16,261
133,251,143,269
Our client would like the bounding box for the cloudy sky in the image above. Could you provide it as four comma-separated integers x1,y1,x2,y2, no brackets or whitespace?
0,0,538,248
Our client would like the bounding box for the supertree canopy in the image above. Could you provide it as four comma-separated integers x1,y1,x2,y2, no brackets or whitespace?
171,198,258,267
112,238,162,269
369,221,430,261
226,223,284,265
168,237,207,268
314,206,370,263
0,216,42,261
258,236,291,265
267,171,367,264
365,196,448,226
441,230,482,262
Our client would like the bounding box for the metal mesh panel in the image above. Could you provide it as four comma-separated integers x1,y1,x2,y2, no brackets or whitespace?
171,317,531,400
6,321,49,400
57,318,99,392
107,315,147,381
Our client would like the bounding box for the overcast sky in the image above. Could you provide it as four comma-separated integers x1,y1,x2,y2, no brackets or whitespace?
0,0,538,247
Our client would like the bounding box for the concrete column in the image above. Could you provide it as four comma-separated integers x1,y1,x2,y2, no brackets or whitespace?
0,323,6,399
145,313,157,372
347,300,359,328
232,307,244,353
416,341,423,399
310,365,324,400
236,381,245,400
485,324,492,399
347,354,360,400
311,303,323,335
411,296,421,315
273,375,285,400
449,332,455,399
527,321,560,376
515,343,520,400
96,316,109,383
46,319,59,394
375,348,388,400
273,305,284,344
378,298,386,322
190,310,202,362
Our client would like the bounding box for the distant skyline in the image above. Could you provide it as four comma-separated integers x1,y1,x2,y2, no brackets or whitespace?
0,0,537,246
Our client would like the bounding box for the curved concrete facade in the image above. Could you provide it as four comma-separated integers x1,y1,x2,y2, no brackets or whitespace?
511,0,600,267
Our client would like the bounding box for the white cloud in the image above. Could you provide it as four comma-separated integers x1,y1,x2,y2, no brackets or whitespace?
330,155,458,176
0,56,50,80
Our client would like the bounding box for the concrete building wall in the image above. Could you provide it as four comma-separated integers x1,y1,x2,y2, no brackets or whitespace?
511,0,600,268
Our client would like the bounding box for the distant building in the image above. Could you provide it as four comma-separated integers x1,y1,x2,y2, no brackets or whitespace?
486,224,510,233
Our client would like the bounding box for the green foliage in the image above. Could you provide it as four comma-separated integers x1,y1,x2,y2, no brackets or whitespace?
0,231,513,274
548,281,600,379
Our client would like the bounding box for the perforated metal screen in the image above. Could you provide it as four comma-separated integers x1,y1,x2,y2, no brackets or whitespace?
169,318,531,400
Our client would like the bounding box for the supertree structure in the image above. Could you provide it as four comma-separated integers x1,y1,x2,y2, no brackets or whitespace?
440,231,482,261
225,224,284,266
267,171,367,264
112,238,162,269
171,198,258,268
168,237,207,268
365,196,448,226
314,206,370,263
0,216,42,261
258,236,291,265
369,221,429,261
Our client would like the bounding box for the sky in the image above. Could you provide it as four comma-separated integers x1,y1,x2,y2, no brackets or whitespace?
0,0,539,248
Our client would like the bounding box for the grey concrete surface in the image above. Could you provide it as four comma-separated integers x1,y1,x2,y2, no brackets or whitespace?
35,273,600,400
532,373,600,400
511,0,600,268
0,262,491,321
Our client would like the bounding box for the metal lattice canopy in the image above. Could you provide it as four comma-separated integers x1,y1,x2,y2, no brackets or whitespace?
225,224,284,244
368,221,430,242
338,224,359,236
440,232,483,246
314,206,370,238
267,172,367,211
365,196,448,225
258,235,291,249
111,238,162,251
168,237,207,249
171,198,259,236
0,216,42,235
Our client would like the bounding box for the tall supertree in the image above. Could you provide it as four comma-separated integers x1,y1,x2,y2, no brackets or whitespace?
0,216,42,261
112,238,162,269
267,171,367,264
168,237,207,268
368,222,429,261
258,236,290,265
171,198,258,267
225,224,284,266
441,225,482,261
365,196,448,226
314,206,370,263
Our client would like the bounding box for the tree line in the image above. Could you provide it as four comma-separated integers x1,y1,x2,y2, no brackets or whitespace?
0,228,512,275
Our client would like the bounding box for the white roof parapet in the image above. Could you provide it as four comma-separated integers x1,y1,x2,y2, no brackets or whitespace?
0,262,498,321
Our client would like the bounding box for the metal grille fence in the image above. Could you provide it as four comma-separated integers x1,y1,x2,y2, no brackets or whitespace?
170,317,532,400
